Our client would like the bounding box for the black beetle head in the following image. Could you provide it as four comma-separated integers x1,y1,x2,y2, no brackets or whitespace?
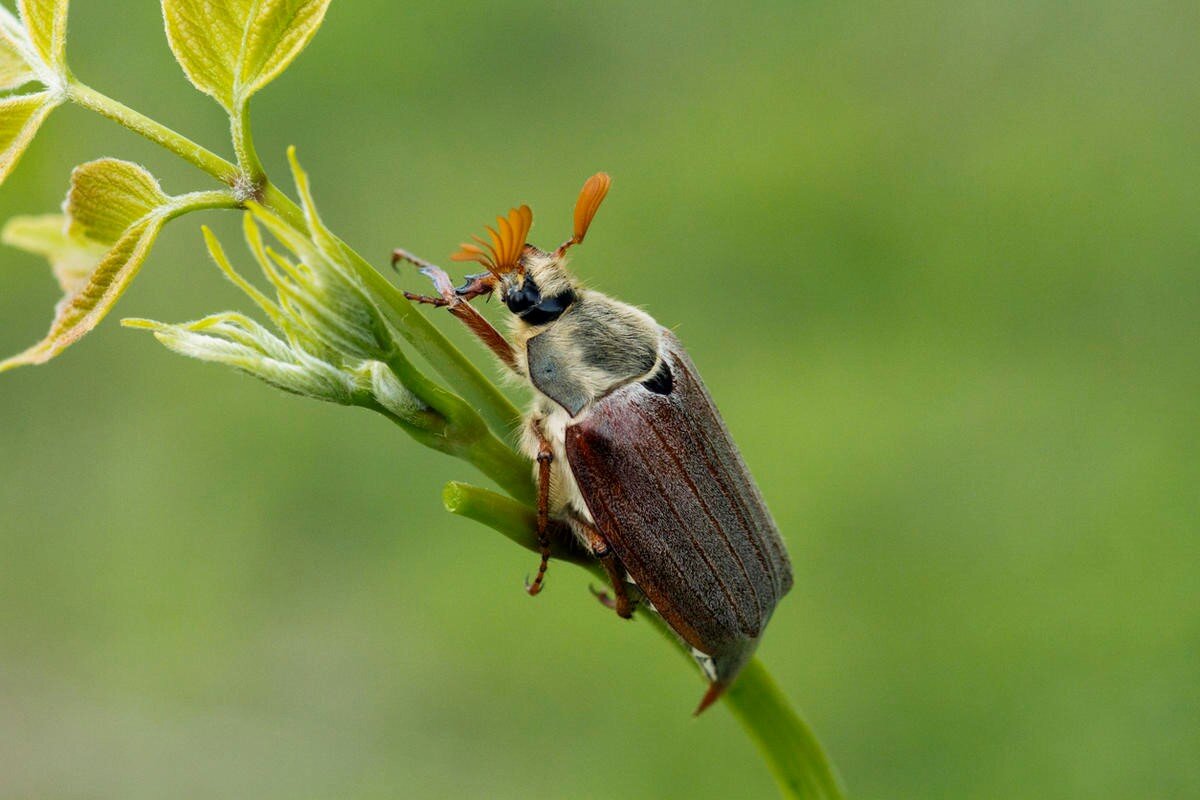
502,271,576,326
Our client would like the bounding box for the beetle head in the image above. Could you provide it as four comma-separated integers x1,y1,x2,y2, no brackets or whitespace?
449,173,611,326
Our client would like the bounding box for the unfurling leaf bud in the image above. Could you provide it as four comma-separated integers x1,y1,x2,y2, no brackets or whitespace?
239,150,395,362
359,359,432,426
123,313,362,406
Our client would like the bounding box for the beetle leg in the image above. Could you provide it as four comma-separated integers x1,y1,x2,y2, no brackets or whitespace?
588,583,618,610
574,519,636,619
394,249,520,372
524,423,554,597
446,301,520,372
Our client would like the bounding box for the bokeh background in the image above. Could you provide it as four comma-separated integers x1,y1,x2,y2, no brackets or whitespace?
1,2,1197,798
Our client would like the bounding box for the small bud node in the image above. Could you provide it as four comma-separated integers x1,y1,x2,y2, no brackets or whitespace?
230,173,263,204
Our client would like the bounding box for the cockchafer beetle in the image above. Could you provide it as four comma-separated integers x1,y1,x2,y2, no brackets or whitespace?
395,174,792,712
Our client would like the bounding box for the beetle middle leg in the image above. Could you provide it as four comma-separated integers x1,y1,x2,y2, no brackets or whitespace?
524,420,554,597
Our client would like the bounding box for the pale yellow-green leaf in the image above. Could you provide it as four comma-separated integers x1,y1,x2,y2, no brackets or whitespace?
0,26,36,90
237,0,330,100
17,0,67,72
65,158,169,245
161,0,331,111
2,213,107,298
0,215,166,371
0,90,59,186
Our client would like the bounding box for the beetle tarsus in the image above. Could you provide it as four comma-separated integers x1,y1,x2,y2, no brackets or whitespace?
454,272,495,300
402,291,449,307
391,247,436,272
524,560,548,595
608,576,636,619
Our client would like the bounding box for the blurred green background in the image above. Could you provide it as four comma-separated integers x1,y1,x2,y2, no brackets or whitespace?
1,2,1197,798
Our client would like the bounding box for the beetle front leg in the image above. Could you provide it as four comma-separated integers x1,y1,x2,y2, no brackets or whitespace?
524,422,554,597
393,248,521,372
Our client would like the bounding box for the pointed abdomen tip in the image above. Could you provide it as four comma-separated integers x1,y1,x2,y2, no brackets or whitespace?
693,682,727,716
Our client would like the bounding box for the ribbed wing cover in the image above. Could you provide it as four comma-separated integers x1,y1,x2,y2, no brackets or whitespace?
564,330,792,681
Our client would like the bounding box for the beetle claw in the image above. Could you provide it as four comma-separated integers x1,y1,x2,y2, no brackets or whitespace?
588,583,617,610
524,574,543,596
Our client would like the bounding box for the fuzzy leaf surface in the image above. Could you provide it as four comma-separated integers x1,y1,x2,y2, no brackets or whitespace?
0,26,36,89
17,0,67,72
0,216,166,371
65,158,169,244
161,0,331,111
0,160,177,372
0,90,59,185
2,213,107,298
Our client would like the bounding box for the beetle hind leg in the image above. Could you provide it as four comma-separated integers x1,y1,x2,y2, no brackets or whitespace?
574,518,636,619
588,580,637,619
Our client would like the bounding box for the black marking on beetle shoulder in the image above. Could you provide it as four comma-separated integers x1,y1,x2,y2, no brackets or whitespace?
641,361,673,395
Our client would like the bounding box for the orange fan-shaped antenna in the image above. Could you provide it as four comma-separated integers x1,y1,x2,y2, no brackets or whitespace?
572,172,611,246
451,204,533,276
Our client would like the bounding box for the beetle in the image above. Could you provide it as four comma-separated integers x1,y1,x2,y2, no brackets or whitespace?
394,174,792,713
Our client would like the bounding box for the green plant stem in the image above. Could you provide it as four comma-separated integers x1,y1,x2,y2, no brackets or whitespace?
458,434,535,505
726,661,846,800
67,81,239,185
231,99,266,186
443,481,587,565
443,481,845,799
166,190,240,218
376,343,531,502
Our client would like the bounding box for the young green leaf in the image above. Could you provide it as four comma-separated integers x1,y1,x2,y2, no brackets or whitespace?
161,0,331,112
0,216,166,371
16,0,67,75
65,158,170,244
0,25,36,89
0,159,232,372
2,213,107,299
0,90,60,185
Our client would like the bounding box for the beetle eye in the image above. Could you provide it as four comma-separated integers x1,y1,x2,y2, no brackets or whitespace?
505,276,541,314
519,289,576,326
